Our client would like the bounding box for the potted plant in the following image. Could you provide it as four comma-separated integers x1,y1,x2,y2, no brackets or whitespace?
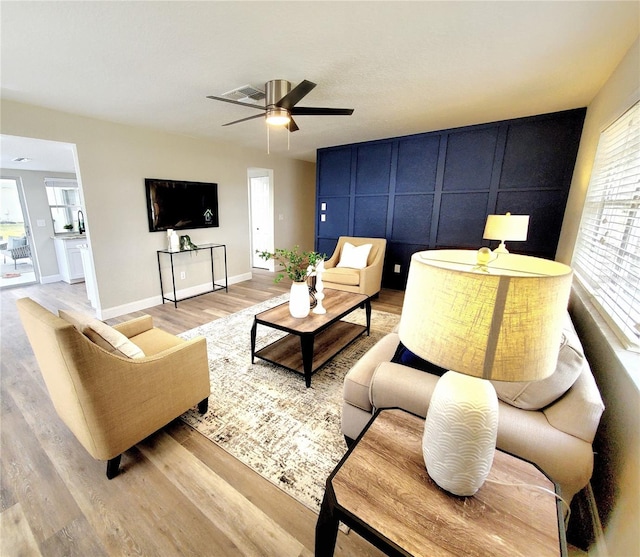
257,246,325,318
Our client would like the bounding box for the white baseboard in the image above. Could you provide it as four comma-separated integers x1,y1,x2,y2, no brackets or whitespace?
40,274,62,284
97,272,253,320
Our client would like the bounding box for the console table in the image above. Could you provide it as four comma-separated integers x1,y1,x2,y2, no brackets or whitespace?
157,243,228,308
316,409,567,557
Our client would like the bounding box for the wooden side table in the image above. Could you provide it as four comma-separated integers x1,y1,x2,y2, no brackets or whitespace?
316,409,567,557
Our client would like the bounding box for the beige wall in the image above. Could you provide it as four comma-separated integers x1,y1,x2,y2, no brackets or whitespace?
0,100,316,317
557,37,640,264
559,38,639,556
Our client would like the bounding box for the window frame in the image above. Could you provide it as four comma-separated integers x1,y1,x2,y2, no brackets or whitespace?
572,100,640,352
45,178,81,235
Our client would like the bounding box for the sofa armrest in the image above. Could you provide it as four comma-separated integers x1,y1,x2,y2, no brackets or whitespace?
324,251,340,269
370,362,440,418
112,315,154,338
343,333,400,412
542,365,605,444
359,262,384,296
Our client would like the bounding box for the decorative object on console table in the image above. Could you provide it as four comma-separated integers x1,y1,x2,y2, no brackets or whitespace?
483,212,530,254
167,229,179,251
179,234,198,251
399,249,573,496
257,246,325,318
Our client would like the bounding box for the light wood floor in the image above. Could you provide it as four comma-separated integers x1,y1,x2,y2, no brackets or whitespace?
0,273,404,556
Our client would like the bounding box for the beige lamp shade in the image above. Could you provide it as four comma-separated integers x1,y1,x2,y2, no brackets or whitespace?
483,213,530,242
398,250,573,382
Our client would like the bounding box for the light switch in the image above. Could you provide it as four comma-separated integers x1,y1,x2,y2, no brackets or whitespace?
321,214,326,222
394,264,401,273
321,202,327,211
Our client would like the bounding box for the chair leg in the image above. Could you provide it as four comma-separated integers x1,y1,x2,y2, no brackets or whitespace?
198,397,209,414
106,455,122,479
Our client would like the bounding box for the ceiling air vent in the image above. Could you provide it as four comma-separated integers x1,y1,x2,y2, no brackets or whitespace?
220,84,266,104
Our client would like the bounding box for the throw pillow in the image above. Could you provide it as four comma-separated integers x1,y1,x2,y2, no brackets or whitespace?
391,342,448,376
59,309,145,359
491,314,585,410
337,242,372,269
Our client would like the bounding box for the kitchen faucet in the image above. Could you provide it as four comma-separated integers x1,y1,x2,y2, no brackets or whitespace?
78,210,85,234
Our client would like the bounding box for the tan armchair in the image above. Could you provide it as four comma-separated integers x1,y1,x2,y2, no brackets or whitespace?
322,236,387,297
17,297,210,479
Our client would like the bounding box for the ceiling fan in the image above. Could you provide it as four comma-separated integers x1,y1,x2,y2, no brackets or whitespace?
206,79,354,132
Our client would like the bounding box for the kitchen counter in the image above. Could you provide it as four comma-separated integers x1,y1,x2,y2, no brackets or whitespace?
52,234,87,240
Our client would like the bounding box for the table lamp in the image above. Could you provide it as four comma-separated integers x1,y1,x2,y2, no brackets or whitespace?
398,249,573,496
483,212,530,253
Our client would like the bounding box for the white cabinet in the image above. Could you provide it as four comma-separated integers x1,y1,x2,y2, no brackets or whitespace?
54,237,85,284
78,244,97,307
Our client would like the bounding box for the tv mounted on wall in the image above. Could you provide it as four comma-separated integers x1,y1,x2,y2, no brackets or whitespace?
145,178,219,232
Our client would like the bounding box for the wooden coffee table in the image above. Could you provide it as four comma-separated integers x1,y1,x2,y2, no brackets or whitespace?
316,408,567,557
250,289,371,387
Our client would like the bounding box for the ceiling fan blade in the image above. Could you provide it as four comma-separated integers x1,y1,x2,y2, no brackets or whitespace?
288,118,299,132
222,113,265,126
206,95,266,111
276,80,316,109
290,107,354,116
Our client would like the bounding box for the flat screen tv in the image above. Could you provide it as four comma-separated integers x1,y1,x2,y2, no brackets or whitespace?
145,178,219,232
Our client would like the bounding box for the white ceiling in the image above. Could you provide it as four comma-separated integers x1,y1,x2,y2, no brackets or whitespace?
1,1,638,170
0,135,76,174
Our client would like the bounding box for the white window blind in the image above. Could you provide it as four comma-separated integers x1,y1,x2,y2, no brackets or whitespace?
573,100,640,351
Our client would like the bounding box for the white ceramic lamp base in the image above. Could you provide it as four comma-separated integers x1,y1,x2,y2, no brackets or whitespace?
422,371,499,496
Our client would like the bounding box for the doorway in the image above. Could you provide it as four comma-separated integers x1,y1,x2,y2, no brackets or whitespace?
0,177,38,287
248,168,274,270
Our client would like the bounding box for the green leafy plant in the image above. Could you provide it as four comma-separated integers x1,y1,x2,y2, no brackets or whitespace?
63,223,73,231
257,246,325,283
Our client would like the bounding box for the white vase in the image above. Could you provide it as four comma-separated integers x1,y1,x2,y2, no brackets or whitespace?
289,281,310,318
168,229,180,251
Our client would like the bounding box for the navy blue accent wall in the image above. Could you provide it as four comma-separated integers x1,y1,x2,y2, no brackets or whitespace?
316,108,586,290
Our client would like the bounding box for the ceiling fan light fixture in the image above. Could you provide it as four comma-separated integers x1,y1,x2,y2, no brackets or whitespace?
265,107,291,126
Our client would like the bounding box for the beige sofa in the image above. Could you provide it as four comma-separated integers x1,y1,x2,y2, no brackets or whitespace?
342,313,604,505
17,297,211,478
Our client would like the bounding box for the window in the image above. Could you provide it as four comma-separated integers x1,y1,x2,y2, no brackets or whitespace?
45,178,81,234
572,101,640,351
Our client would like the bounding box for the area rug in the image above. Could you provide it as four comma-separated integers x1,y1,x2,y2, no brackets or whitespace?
179,294,400,513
